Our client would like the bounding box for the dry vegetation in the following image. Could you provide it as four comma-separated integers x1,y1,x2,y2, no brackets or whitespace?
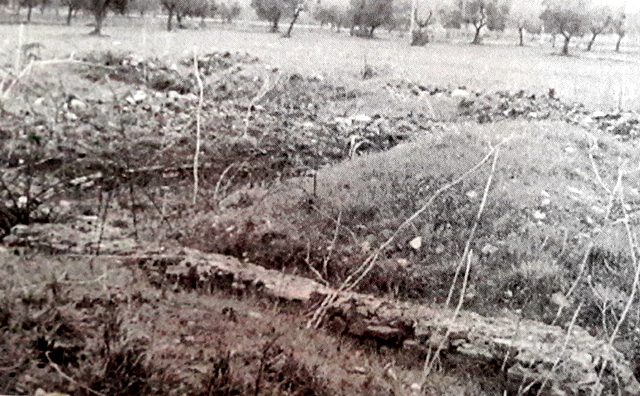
2,19,640,396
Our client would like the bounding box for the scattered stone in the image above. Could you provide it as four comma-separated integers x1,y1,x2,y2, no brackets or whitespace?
69,98,87,112
11,224,30,237
551,292,571,308
64,112,78,121
132,90,147,103
352,114,372,123
451,89,470,98
533,210,546,220
349,366,367,374
481,244,498,255
409,237,422,250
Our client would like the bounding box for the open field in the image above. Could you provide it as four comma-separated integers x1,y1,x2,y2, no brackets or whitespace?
2,20,640,111
4,17,640,396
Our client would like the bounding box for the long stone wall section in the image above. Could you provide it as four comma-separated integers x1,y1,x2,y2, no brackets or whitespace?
128,247,640,396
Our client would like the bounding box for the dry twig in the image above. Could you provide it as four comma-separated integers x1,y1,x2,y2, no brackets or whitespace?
46,352,106,396
192,50,204,206
307,138,511,329
445,147,500,308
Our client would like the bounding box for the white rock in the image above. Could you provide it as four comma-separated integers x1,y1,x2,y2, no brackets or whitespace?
64,112,78,121
551,292,570,308
527,112,538,119
481,244,498,255
466,190,478,200
533,210,546,220
334,117,352,125
132,90,147,103
70,98,87,112
564,147,576,153
541,198,551,207
451,89,470,98
247,311,262,319
409,236,422,250
352,114,372,123
581,116,594,126
592,111,606,119
184,93,198,101
167,90,181,100
33,97,45,106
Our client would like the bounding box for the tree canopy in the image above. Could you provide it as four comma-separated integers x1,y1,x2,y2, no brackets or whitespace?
462,0,510,44
250,0,297,32
87,0,128,35
349,0,394,38
540,0,591,55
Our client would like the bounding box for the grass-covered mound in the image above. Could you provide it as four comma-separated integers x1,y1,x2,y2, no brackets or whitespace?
192,119,640,340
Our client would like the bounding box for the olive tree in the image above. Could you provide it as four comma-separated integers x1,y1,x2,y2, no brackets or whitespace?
19,0,38,22
87,0,128,35
61,0,85,24
586,6,612,51
612,11,626,52
462,0,509,44
217,1,241,22
349,0,394,38
510,4,542,47
250,0,296,32
162,0,214,31
540,0,590,55
411,10,433,46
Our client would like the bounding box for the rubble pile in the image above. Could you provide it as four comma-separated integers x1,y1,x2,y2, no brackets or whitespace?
392,81,640,139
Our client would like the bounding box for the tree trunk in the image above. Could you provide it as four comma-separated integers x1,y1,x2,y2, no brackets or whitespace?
472,25,482,44
369,26,376,38
27,5,32,22
551,33,556,48
167,6,173,31
587,33,597,51
270,16,279,32
616,33,624,52
176,11,183,28
562,35,570,55
66,5,73,25
518,26,523,46
283,8,301,38
91,8,105,35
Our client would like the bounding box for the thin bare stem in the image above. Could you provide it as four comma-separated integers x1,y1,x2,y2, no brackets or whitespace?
323,209,342,278
192,50,204,206
530,302,583,396
307,138,511,330
552,243,592,326
213,162,238,207
445,147,500,308
46,352,107,396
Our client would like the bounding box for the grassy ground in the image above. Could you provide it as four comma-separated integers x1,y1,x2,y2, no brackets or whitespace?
3,251,492,396
3,16,640,395
1,18,640,111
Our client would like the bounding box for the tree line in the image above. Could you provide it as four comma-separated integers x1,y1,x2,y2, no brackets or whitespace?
0,0,242,33
252,0,631,54
0,0,633,55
